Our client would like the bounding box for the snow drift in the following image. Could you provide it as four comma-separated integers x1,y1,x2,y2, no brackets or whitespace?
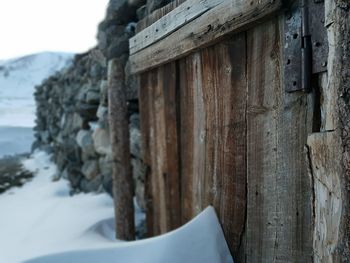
25,206,233,263
0,152,233,263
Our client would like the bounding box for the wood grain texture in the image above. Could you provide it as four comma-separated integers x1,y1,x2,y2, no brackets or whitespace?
244,18,313,262
177,34,248,256
178,54,195,224
108,57,135,240
136,0,186,33
139,64,182,234
200,35,248,257
162,62,182,230
136,4,317,261
139,72,154,235
130,0,284,74
307,132,342,263
153,66,168,234
323,0,350,258
130,0,223,54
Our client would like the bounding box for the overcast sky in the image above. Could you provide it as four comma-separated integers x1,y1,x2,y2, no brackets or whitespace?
0,0,109,60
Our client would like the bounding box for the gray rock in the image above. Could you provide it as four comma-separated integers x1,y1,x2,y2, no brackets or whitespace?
135,219,147,239
61,113,84,134
136,5,147,20
92,127,112,155
102,173,113,196
99,154,113,177
131,158,147,210
40,131,50,144
100,80,108,106
106,32,130,59
105,0,137,24
67,165,83,188
129,114,142,158
89,64,103,79
76,103,98,121
61,168,69,180
81,160,100,180
76,129,93,148
128,0,146,7
90,49,107,68
80,175,103,193
85,90,100,105
76,129,96,158
97,105,108,120
125,60,139,100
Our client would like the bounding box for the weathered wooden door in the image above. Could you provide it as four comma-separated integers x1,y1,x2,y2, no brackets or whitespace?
129,0,330,261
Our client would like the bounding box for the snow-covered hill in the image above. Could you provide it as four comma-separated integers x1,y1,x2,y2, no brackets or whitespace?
0,52,73,127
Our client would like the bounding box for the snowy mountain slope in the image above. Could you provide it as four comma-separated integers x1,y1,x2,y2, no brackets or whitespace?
0,52,73,127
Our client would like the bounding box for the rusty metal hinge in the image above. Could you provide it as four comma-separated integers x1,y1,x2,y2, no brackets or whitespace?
283,0,328,93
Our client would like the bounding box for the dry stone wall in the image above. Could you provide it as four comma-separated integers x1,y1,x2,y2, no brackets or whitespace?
33,0,172,210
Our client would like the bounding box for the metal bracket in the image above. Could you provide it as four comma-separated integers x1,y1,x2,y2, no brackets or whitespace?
283,0,328,93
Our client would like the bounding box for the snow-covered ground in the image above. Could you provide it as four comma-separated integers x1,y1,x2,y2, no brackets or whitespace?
0,152,233,263
0,127,34,157
0,152,118,262
0,52,73,157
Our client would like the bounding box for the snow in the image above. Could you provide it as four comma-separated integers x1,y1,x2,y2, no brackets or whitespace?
0,127,33,157
0,152,117,263
24,205,233,263
0,52,73,127
0,151,233,263
0,52,73,157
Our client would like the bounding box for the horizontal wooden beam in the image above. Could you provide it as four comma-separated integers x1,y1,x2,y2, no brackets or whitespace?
130,0,285,74
130,0,224,55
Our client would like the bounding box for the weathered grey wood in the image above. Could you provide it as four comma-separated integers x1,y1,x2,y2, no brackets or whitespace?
108,57,135,240
162,62,182,230
139,72,153,235
130,0,223,55
245,18,313,262
200,35,248,257
145,68,164,235
130,0,284,74
322,0,350,262
136,0,186,33
178,55,195,224
307,132,342,262
176,34,247,256
134,1,350,261
139,64,182,235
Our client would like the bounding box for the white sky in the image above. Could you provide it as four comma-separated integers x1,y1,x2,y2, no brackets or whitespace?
0,0,109,60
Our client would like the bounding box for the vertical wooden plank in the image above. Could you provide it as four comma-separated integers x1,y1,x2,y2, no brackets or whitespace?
141,68,165,235
139,74,151,165
199,34,247,256
140,63,181,235
139,71,156,235
307,132,342,263
108,58,135,240
178,55,195,224
245,20,280,261
191,52,207,216
178,33,248,256
153,66,168,233
162,62,182,230
245,18,312,262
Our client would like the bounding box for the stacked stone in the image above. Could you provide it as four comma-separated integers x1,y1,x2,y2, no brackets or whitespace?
33,51,111,194
33,0,174,211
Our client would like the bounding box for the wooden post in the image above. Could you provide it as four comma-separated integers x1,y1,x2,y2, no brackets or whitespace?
108,56,135,240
